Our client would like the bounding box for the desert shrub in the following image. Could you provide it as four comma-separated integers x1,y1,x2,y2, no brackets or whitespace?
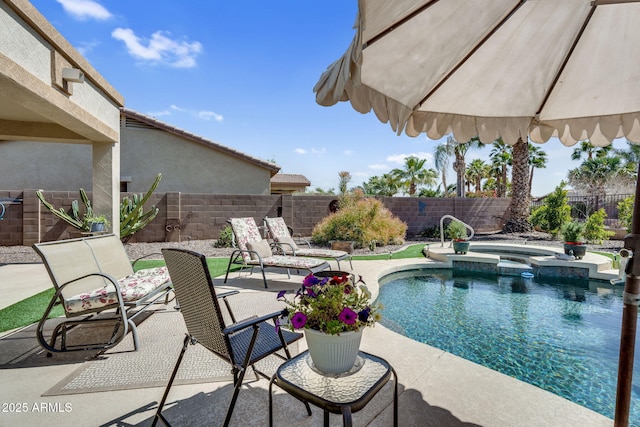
214,225,234,248
618,195,634,233
311,196,407,248
584,209,614,244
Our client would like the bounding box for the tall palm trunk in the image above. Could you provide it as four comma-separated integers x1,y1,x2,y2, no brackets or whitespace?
504,138,532,232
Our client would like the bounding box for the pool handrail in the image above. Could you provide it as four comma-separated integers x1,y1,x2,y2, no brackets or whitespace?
440,215,475,247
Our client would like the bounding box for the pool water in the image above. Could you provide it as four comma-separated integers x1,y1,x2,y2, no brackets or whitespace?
376,269,640,423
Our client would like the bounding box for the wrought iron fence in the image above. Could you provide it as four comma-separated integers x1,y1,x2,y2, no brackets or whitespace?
530,193,632,225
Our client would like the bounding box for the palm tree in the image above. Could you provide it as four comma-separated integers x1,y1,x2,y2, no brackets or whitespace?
390,156,437,196
466,159,488,193
505,137,531,232
528,143,548,194
362,173,400,196
568,156,623,197
446,135,484,197
489,139,511,198
615,140,640,177
434,143,452,197
571,139,612,161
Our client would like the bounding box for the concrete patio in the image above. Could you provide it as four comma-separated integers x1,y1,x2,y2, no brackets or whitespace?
0,253,615,426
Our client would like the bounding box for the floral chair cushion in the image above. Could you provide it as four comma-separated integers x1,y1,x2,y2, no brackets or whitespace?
244,255,327,269
265,217,290,239
64,266,171,314
229,217,265,263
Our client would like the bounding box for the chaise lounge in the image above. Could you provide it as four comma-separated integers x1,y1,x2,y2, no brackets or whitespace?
264,216,353,270
224,217,330,288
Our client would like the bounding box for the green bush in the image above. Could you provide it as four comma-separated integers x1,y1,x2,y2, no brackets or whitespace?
529,182,571,238
419,226,440,238
560,221,585,243
214,225,234,248
584,208,614,244
311,195,407,248
445,221,468,240
618,195,634,233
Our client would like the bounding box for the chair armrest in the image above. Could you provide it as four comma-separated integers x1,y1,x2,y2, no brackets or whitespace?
223,310,282,335
293,234,311,248
131,252,163,270
217,290,239,299
271,241,296,255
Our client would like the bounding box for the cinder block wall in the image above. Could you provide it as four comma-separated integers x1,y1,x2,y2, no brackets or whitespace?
0,191,512,246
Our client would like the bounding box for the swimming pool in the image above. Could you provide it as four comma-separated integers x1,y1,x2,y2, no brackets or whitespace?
376,269,639,424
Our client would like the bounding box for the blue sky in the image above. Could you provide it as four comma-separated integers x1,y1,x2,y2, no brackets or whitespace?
30,0,626,197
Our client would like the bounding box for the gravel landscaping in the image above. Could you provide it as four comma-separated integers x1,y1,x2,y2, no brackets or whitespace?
0,231,625,265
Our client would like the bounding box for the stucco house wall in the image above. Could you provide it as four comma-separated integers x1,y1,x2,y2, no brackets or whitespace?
120,118,274,194
0,109,279,194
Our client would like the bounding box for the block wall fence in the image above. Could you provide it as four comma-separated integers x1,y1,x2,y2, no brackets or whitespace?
0,190,512,246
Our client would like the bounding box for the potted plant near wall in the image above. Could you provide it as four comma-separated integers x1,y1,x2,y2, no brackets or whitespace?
84,214,109,233
277,273,381,374
446,220,470,254
560,221,586,259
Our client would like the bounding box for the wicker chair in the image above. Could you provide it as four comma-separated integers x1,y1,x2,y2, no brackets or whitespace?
153,248,308,427
263,216,353,270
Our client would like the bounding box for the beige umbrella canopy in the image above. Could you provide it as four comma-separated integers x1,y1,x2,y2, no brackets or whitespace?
315,0,640,147
315,1,640,425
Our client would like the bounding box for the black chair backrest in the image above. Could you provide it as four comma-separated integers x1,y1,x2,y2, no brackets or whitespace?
161,248,230,359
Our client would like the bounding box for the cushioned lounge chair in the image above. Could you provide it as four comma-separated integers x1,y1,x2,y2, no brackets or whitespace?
224,217,330,288
153,248,309,427
263,216,353,270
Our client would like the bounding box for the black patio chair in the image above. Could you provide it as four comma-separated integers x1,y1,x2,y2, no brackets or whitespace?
153,248,308,427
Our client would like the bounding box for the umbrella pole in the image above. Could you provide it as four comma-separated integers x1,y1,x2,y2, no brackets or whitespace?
614,166,640,427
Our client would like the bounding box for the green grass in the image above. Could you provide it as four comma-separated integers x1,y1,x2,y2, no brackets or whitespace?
0,288,63,333
351,243,427,261
0,246,427,333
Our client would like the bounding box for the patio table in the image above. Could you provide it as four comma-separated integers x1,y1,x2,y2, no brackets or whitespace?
269,350,397,426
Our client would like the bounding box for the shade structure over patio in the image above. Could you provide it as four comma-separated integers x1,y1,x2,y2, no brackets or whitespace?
314,1,640,425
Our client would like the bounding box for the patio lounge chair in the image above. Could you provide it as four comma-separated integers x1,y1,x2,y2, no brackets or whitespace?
153,248,309,427
224,217,330,288
32,234,172,354
264,216,353,270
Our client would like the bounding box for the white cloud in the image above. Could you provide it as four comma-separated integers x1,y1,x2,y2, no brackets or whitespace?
369,164,388,170
311,148,326,155
147,109,171,117
76,40,100,56
387,152,434,165
148,105,222,122
111,28,202,68
198,111,223,122
295,148,307,154
57,0,111,21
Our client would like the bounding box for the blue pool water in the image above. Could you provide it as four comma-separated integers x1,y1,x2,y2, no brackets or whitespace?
376,269,640,424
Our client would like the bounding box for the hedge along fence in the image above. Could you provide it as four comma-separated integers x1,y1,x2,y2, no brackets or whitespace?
0,190,512,246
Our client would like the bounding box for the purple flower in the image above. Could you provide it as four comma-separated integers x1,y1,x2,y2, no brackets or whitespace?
358,307,371,322
291,312,308,329
277,290,287,299
303,275,321,287
338,307,357,325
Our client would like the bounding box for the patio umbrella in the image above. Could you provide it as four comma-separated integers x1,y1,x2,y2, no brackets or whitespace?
314,0,640,425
